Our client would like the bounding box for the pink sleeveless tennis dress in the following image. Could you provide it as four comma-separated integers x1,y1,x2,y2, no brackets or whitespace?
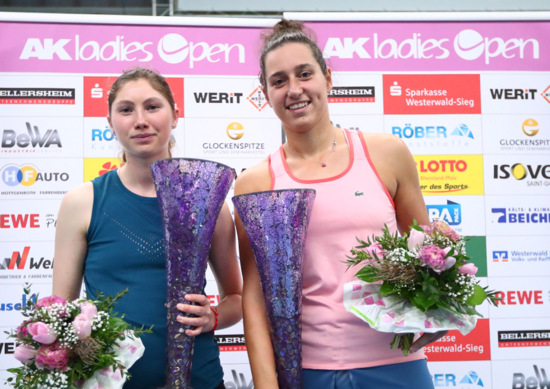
269,128,426,369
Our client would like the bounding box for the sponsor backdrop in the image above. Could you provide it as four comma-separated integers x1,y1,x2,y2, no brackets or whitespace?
1,11,549,388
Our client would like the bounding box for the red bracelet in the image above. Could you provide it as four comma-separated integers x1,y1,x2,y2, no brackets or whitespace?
210,306,219,332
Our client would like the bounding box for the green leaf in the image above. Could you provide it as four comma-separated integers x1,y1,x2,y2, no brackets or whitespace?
380,282,397,296
355,266,381,283
466,284,487,306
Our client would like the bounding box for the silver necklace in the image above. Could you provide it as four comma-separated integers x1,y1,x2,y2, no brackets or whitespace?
287,137,337,168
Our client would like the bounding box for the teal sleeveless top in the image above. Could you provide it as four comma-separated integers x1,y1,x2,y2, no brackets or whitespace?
84,170,223,389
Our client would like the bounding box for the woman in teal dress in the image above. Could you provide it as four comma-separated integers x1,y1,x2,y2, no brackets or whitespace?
53,67,242,388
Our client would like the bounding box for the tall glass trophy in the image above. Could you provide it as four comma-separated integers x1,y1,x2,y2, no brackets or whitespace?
232,189,316,389
151,158,235,389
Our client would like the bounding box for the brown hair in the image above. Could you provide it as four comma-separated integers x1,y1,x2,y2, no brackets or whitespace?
108,67,176,162
259,19,328,90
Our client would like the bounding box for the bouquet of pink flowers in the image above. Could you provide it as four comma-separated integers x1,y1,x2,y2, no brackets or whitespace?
344,220,500,355
6,286,148,389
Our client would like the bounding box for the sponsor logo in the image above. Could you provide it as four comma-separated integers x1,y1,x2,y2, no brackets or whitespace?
512,365,549,389
390,81,402,96
499,119,550,152
157,33,245,68
0,88,75,105
495,290,544,305
84,77,116,117
247,86,269,111
83,159,123,182
491,208,550,224
202,123,265,156
424,319,491,361
0,247,54,270
416,155,483,195
226,122,244,140
1,122,62,152
0,247,29,270
327,86,375,103
0,293,36,312
322,29,540,65
0,214,39,229
224,369,253,389
542,85,550,104
523,118,539,136
1,164,69,187
18,35,245,69
193,92,243,104
392,123,474,139
493,250,509,262
498,330,550,347
493,163,550,188
383,75,480,115
84,76,184,118
90,125,121,154
427,201,461,225
214,334,246,352
489,88,538,100
0,342,16,354
433,371,485,388
453,29,539,64
492,249,550,263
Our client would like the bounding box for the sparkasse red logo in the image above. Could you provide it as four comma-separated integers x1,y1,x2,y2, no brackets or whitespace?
383,74,481,114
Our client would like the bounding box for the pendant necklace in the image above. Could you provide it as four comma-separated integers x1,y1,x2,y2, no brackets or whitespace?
287,135,337,168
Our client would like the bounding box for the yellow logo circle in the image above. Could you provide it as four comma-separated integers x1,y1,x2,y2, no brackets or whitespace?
19,166,38,186
226,122,244,140
511,163,527,180
522,118,539,136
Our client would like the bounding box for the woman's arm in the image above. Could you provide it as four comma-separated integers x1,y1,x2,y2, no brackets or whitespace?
234,163,279,389
52,182,93,301
177,202,243,335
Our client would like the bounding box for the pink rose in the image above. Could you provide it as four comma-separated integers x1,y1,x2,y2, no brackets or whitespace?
407,228,426,250
35,295,67,310
458,263,478,275
365,243,384,260
79,301,98,320
72,313,92,339
418,245,455,274
14,344,37,364
16,320,30,339
35,342,70,370
27,322,57,344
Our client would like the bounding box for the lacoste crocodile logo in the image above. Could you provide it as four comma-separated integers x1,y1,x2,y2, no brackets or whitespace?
355,191,364,196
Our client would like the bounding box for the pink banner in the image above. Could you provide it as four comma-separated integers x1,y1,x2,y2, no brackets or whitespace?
2,20,550,75
0,22,265,75
308,21,550,71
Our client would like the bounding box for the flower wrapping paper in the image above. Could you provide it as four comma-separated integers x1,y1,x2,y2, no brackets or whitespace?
343,280,477,335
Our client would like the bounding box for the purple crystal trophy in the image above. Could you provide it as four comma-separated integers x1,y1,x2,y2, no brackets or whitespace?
232,189,316,389
151,158,235,389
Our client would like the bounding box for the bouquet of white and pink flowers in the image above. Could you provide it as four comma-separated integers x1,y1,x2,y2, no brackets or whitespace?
5,285,149,389
344,220,500,355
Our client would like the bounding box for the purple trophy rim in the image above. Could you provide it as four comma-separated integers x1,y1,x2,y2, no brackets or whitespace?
232,188,316,200
152,157,236,173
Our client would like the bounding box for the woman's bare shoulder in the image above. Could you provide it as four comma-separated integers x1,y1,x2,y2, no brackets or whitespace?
234,158,272,195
